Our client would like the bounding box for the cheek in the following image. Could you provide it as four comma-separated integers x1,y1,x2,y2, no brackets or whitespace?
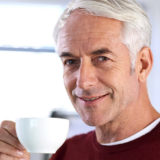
63,75,70,93
63,73,76,97
104,70,138,98
116,74,139,105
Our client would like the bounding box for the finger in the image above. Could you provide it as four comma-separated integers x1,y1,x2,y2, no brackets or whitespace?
0,141,24,158
20,150,30,160
1,121,17,138
0,121,25,150
0,127,23,151
0,153,27,160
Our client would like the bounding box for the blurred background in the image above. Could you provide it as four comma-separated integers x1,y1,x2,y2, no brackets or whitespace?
0,0,160,159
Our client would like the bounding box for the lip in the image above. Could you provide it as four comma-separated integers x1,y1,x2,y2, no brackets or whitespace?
77,93,110,105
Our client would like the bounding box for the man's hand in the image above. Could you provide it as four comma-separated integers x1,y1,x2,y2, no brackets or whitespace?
0,120,30,160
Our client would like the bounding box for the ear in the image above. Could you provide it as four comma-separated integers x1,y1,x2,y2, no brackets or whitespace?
135,47,153,82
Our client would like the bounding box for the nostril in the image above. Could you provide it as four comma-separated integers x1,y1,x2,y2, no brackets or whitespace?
76,74,98,90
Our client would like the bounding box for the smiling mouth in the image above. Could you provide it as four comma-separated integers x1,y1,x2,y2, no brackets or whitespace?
78,93,109,102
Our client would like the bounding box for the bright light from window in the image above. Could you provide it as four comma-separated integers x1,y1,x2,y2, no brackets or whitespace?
0,3,63,48
0,3,75,121
0,51,73,121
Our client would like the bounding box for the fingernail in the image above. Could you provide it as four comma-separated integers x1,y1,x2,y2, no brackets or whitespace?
16,150,24,156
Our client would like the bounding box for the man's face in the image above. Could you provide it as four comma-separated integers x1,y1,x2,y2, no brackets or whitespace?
57,11,140,126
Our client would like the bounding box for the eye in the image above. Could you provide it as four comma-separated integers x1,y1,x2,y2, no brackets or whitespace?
93,56,109,64
64,59,79,66
92,56,110,66
64,59,74,65
97,56,109,62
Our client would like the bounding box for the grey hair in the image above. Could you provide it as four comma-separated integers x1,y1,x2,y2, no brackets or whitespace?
54,0,152,67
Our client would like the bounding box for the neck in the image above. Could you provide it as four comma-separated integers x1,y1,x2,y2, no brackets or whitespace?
95,84,160,144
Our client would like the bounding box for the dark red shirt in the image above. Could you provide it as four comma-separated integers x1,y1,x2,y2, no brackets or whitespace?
50,122,160,160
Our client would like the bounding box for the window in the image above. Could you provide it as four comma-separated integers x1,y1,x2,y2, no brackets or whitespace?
0,2,74,121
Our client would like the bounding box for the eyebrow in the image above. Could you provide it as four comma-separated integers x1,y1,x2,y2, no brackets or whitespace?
92,48,112,55
59,52,74,58
59,48,113,58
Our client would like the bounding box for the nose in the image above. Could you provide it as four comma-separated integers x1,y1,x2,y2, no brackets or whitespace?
76,60,98,90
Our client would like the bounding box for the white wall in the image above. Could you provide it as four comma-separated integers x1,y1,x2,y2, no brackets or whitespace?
142,1,160,112
0,51,73,122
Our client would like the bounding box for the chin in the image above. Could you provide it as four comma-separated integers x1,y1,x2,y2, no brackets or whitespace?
82,114,116,127
82,117,105,127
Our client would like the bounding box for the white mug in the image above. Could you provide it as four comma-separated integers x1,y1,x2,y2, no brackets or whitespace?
16,117,69,153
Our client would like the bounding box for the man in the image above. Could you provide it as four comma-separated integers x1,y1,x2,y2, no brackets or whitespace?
0,0,160,159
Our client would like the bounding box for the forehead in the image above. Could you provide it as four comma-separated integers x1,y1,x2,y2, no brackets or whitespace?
57,10,123,54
